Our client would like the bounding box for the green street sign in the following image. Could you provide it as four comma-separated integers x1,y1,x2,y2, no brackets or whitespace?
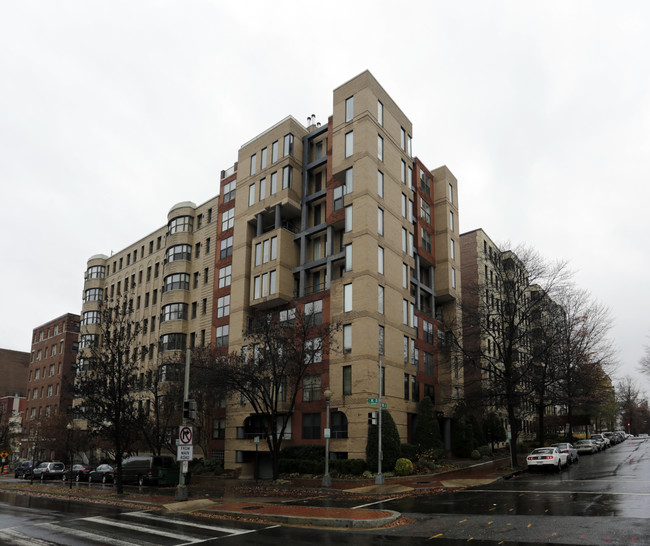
381,403,387,408
368,398,378,404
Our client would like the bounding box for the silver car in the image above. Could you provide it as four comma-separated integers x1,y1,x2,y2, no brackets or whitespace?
551,442,579,464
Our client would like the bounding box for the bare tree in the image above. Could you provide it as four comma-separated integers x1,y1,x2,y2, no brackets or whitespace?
454,243,570,467
552,286,617,437
217,310,339,479
617,375,650,435
638,338,650,378
74,290,145,494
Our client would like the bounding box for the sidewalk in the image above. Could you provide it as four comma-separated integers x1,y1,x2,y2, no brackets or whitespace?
0,458,522,529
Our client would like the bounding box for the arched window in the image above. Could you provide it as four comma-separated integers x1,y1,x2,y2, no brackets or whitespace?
330,411,348,439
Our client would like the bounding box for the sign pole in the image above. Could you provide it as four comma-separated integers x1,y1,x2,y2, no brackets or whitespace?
175,348,191,501
375,358,384,485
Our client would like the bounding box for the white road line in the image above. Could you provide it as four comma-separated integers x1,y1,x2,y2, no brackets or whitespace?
39,522,137,546
124,511,260,535
459,489,650,496
85,516,203,542
0,528,54,546
352,497,399,509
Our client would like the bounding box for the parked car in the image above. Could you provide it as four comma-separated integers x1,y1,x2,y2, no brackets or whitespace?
33,461,66,480
527,447,568,471
88,464,115,484
63,464,92,482
603,432,620,445
575,439,598,455
591,433,610,448
14,460,41,479
590,437,606,451
550,442,579,464
121,455,180,486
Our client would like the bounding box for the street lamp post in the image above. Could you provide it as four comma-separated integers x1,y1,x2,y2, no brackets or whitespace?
322,388,332,487
66,423,73,489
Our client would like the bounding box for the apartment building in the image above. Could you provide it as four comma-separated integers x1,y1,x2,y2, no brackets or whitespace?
22,313,80,457
459,229,534,439
78,71,463,474
0,348,30,397
225,71,463,476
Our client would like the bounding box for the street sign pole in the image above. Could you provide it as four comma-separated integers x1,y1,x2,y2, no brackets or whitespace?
175,348,191,501
375,358,384,485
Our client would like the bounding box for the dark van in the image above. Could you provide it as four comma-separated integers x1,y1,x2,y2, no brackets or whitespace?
121,455,180,486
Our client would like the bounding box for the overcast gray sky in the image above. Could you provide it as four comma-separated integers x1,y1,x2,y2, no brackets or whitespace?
2,1,649,395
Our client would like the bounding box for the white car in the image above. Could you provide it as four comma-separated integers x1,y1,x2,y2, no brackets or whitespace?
527,447,568,471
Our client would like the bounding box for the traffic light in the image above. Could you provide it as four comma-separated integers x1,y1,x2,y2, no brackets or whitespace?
183,399,197,421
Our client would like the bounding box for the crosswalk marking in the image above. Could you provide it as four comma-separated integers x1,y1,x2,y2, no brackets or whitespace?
40,522,137,546
85,515,202,541
0,528,55,546
124,511,259,536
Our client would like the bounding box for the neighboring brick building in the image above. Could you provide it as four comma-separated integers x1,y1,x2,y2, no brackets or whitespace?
0,348,30,397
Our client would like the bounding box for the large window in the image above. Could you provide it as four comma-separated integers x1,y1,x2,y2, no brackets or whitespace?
168,216,193,235
250,153,257,176
282,165,292,189
218,265,231,288
345,96,354,122
377,170,384,198
378,285,384,314
215,325,229,347
248,184,255,206
342,366,352,396
212,418,226,440
305,337,322,363
161,303,188,322
421,229,432,253
280,308,296,327
222,180,236,203
221,208,234,231
343,324,352,353
164,273,190,292
283,133,294,156
345,131,353,158
160,333,186,352
302,375,322,402
261,147,267,169
80,334,99,348
423,320,434,345
378,246,384,275
343,283,353,312
305,299,323,326
220,236,233,259
423,352,434,375
377,100,383,125
166,244,192,263
302,413,321,440
378,208,384,236
86,265,105,280
82,311,100,326
420,199,431,223
377,134,383,161
84,288,103,302
345,205,353,232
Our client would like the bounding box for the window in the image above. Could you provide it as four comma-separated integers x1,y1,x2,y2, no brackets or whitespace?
412,376,419,402
250,153,257,176
262,272,269,297
402,228,407,253
305,337,322,363
248,184,255,206
420,171,431,195
345,244,352,271
270,236,277,260
222,180,236,203
403,299,408,324
423,320,434,344
333,185,344,210
378,325,385,355
450,211,454,232
402,263,408,288
259,177,266,200
343,324,352,353
160,333,187,352
378,285,384,314
377,135,383,161
404,373,410,400
215,325,229,347
400,127,406,150
401,194,407,218
449,182,454,203
423,352,434,375
195,242,201,258
421,229,432,253
161,303,188,322
452,267,457,288
217,295,230,318
222,207,234,231
344,283,353,312
283,134,294,156
450,238,456,260
378,246,384,274
164,273,190,292
169,216,193,234
263,239,270,263
404,336,409,363
345,131,353,158
261,147,267,169
345,96,354,122
305,299,323,326
377,208,384,236
255,243,262,266
220,236,233,259
84,288,103,302
409,199,414,223
280,308,296,327
82,311,100,326
345,205,353,232
272,140,279,162
254,276,261,299
420,199,431,223
377,100,383,125
86,265,105,279
408,167,413,188
212,418,225,440
343,365,352,395
408,135,412,157
270,270,277,294
302,375,321,402
282,165,292,189
401,160,406,183
302,412,321,440
218,265,231,288
377,170,384,198
270,171,277,194
166,244,191,263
